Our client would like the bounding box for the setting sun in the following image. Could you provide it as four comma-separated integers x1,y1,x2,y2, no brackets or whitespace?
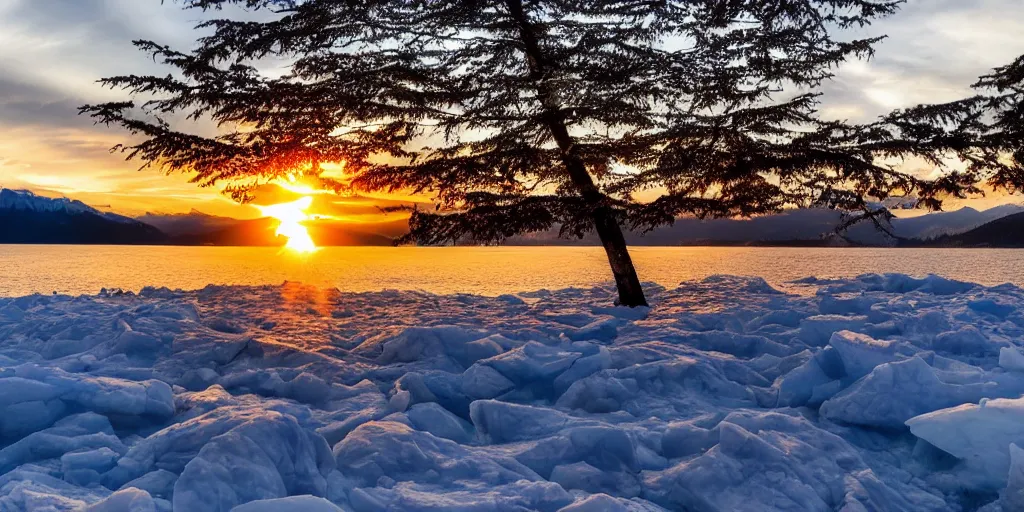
257,196,318,253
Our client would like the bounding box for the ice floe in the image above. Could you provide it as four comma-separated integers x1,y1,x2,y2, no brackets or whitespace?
0,273,1023,510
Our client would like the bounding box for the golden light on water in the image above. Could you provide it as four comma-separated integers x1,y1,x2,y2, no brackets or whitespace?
258,196,318,253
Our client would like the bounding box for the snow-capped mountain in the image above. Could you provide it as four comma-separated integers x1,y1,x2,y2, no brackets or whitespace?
0,189,138,224
0,188,165,244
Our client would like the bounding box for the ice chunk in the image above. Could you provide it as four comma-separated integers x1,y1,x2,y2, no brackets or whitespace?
172,411,335,512
86,488,157,512
179,368,220,392
461,364,515,399
701,275,782,295
0,398,66,441
774,354,834,408
287,372,331,405
969,299,1016,319
591,305,651,321
557,494,664,512
827,330,901,380
116,331,168,356
556,374,639,414
0,302,25,323
645,412,947,511
333,421,537,487
558,356,756,415
750,309,807,329
399,370,474,419
666,331,793,359
566,318,623,342
171,332,254,367
496,294,526,305
62,447,120,474
482,342,581,385
933,326,999,357
62,447,121,486
0,468,100,510
105,406,314,489
0,413,125,474
0,377,63,405
348,480,573,512
1000,346,1024,372
494,424,641,486
2,365,175,428
122,470,178,500
661,422,717,459
863,273,977,295
230,495,342,512
407,402,473,443
317,387,391,446
906,396,1024,488
1004,443,1024,510
471,400,582,443
553,347,611,395
462,337,506,364
798,315,868,346
204,316,245,334
375,326,491,367
550,461,641,498
821,357,1024,429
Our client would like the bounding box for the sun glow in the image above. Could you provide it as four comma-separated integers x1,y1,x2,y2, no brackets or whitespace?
258,196,318,253
276,180,324,196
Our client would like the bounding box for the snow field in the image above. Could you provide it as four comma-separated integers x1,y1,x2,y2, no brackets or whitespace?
0,274,1023,510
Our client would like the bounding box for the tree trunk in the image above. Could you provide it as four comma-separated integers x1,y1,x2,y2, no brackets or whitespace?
592,206,649,307
505,0,648,307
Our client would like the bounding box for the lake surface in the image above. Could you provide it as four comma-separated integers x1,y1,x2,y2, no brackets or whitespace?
2,245,1024,297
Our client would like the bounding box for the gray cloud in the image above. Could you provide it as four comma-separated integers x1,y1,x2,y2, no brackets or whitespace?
819,0,1024,121
2,0,1022,130
0,77,92,130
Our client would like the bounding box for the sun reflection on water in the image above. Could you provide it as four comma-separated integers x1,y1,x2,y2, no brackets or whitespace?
258,197,318,253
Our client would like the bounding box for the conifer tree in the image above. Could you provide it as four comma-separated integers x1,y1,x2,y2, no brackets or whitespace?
83,1,1022,307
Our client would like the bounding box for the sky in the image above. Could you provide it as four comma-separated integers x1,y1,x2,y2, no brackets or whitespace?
1,0,1023,218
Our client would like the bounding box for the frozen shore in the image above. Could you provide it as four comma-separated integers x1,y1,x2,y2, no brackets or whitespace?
2,274,1024,511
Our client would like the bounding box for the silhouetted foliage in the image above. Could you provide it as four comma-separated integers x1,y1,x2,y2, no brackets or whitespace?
82,0,1023,306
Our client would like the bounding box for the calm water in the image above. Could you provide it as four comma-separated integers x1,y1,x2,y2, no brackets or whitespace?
1,245,1023,297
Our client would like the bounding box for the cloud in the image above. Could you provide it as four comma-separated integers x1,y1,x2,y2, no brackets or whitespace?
244,182,428,222
819,0,1024,122
1,0,1023,216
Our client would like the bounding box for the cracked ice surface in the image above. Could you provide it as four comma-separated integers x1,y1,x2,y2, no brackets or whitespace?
2,274,1024,510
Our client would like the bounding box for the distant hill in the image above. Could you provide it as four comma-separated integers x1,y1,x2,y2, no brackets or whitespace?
509,205,1024,246
307,219,407,246
5,187,1021,247
139,211,406,246
925,212,1024,247
138,209,242,237
883,205,1024,241
0,189,166,244
0,190,404,247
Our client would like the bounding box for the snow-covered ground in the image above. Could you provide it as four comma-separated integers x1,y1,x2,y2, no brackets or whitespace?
2,274,1024,511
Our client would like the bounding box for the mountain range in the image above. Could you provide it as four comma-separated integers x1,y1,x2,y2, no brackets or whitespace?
923,212,1024,248
0,189,164,244
1,188,1022,247
510,204,1024,246
0,189,403,246
138,210,405,246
